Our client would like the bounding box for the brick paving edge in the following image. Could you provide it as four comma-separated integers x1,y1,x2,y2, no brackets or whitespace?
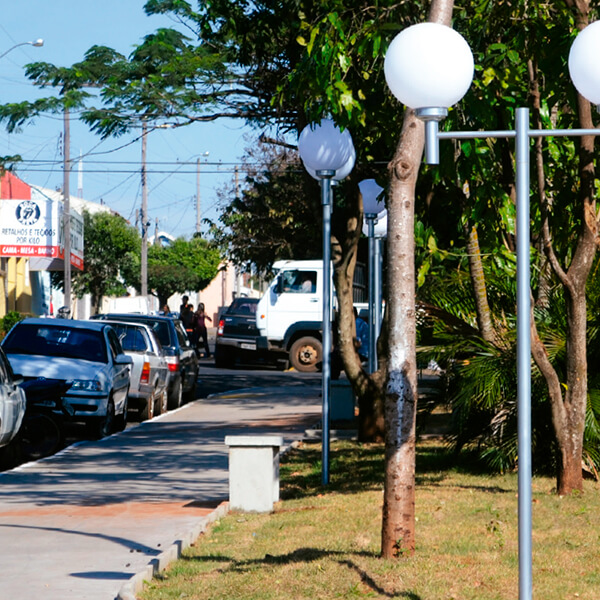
116,501,230,600
115,440,305,600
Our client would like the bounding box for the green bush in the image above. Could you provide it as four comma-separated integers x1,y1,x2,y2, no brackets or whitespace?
1,311,24,334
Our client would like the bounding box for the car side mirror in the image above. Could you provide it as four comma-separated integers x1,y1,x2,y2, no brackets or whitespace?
115,354,133,366
276,274,284,295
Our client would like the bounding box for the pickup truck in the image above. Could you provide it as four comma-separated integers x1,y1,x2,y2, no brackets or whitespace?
102,320,169,420
214,298,263,368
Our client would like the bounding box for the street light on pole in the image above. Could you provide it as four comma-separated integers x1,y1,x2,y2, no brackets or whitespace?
0,39,44,60
384,20,600,600
359,179,385,373
298,118,355,485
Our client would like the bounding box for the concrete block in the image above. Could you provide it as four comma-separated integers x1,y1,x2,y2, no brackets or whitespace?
225,435,283,512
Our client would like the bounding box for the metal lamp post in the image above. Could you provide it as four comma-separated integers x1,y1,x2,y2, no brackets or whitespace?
359,179,385,373
0,39,44,60
298,118,355,485
384,21,600,600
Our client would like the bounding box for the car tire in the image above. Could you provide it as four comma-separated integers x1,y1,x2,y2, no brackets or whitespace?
114,393,128,432
156,388,168,415
167,379,182,410
93,396,116,438
139,393,155,421
289,336,322,372
20,413,64,460
183,378,196,403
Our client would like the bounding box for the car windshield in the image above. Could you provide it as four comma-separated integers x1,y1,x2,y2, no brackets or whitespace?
3,323,108,363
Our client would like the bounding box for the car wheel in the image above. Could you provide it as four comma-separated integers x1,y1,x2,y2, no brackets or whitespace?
167,379,182,410
156,388,168,415
139,393,155,421
289,336,322,372
94,396,116,438
20,413,64,460
183,379,197,403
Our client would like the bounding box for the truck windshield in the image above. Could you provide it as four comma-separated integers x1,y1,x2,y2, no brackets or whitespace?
279,270,317,293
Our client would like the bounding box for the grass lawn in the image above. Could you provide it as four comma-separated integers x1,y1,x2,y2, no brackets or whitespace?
140,440,600,599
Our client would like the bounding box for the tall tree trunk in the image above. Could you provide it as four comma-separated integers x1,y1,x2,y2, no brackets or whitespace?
381,0,455,561
332,210,386,442
464,224,496,343
529,3,595,494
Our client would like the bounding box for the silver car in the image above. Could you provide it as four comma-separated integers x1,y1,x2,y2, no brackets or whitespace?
0,346,26,447
101,320,169,420
2,318,132,438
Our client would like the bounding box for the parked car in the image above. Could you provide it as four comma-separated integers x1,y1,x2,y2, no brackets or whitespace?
101,320,169,421
215,298,263,368
0,346,26,448
91,314,198,409
1,318,132,437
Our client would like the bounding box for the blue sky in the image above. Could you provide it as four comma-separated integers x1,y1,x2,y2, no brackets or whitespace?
0,1,256,238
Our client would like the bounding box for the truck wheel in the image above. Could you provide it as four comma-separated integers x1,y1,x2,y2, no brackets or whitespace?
215,347,234,368
289,336,322,372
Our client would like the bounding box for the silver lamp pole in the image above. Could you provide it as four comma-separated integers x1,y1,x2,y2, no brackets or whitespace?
319,170,334,484
298,118,355,485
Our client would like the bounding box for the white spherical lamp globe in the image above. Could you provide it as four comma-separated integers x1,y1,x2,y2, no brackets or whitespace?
298,118,355,172
303,146,356,181
362,208,387,238
569,21,600,105
384,23,474,109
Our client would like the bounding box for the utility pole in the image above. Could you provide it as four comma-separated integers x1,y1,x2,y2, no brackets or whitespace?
195,152,209,235
63,107,72,310
196,158,201,234
141,121,148,297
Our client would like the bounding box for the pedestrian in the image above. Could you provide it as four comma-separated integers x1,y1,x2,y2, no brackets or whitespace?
354,307,369,363
179,296,194,330
193,302,212,358
161,304,172,317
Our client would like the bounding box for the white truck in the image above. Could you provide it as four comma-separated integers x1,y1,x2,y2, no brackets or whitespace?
256,260,367,372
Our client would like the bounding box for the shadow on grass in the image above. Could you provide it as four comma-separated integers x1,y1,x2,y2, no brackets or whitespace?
281,440,501,500
182,548,422,599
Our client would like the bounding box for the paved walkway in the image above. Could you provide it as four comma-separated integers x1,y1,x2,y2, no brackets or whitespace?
0,385,321,600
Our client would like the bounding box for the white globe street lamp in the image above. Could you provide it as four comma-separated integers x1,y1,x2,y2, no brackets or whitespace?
568,20,600,109
385,20,600,600
384,23,474,164
359,179,385,373
298,118,355,485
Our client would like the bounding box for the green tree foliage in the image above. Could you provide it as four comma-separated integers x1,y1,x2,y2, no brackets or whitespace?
209,139,320,273
51,210,140,313
147,236,221,306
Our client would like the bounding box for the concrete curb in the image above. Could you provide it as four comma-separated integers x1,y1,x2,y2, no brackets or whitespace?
116,501,229,600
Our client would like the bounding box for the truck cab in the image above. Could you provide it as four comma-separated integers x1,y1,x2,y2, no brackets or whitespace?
256,260,326,372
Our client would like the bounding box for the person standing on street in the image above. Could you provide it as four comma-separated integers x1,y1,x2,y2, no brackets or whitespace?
193,303,212,358
180,296,194,331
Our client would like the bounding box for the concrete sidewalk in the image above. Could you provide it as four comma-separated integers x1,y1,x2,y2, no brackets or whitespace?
0,385,321,600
